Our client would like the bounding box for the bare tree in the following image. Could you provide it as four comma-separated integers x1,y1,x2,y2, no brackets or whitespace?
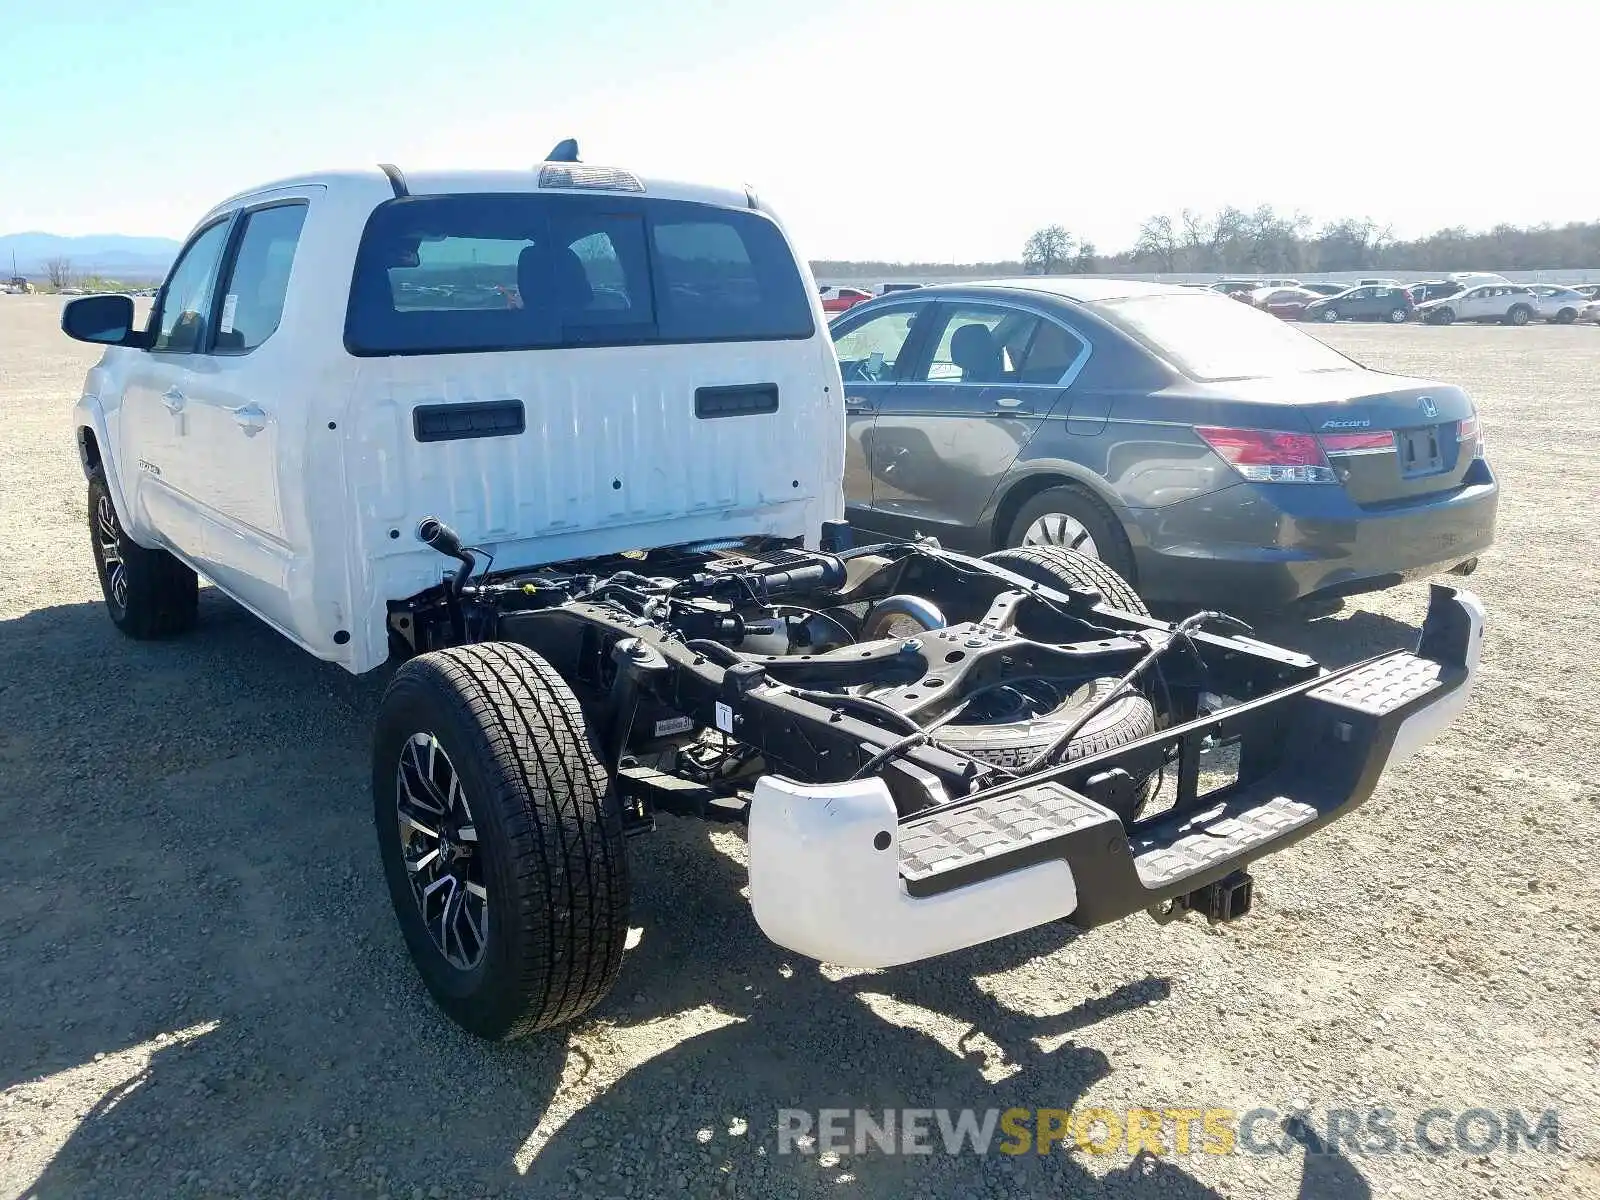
1134,215,1179,272
1239,205,1310,272
1022,225,1073,274
1179,209,1213,269
43,256,73,290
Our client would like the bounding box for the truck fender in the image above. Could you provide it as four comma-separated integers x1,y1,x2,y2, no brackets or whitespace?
72,392,138,543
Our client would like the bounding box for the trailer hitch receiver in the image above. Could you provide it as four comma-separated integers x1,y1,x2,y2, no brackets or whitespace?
1150,869,1255,925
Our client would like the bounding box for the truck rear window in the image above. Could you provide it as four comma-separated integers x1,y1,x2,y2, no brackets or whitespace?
345,193,814,355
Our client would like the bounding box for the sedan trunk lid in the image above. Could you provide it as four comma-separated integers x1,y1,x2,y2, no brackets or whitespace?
1225,371,1478,506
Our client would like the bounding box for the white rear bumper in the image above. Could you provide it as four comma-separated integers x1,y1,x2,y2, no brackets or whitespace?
746,776,1079,969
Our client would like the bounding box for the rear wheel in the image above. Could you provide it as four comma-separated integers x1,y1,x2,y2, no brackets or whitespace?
373,642,630,1041
1556,308,1577,325
87,469,198,639
1387,306,1409,323
1505,304,1532,326
1002,485,1137,586
1320,307,1340,323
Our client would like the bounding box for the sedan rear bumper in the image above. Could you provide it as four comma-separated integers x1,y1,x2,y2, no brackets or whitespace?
1125,465,1498,609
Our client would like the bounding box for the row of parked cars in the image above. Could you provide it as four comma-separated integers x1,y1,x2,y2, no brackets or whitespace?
1218,275,1600,326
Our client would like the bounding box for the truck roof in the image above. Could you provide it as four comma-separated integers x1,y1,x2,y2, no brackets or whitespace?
203,165,757,223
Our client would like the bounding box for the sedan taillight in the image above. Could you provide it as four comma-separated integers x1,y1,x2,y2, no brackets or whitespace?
1458,413,1484,457
1320,431,1396,454
1195,426,1337,484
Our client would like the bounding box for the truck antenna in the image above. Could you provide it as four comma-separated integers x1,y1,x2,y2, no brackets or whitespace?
544,138,580,164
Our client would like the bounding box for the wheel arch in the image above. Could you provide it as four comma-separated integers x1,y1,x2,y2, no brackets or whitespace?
77,424,102,477
73,398,137,539
985,466,1125,552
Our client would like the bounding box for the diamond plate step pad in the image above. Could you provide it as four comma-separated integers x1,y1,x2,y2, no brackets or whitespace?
1308,652,1441,715
900,782,1113,885
1132,796,1317,889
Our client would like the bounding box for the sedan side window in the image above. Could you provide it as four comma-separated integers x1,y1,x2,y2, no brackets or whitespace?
919,307,1039,384
152,219,233,354
1017,319,1086,384
213,204,308,354
832,308,920,382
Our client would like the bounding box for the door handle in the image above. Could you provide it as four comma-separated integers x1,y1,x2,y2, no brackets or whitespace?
162,387,186,413
991,397,1033,415
845,395,874,412
231,403,268,436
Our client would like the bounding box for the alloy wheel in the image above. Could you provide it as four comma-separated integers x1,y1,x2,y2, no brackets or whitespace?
396,732,489,970
95,494,128,612
1021,513,1100,559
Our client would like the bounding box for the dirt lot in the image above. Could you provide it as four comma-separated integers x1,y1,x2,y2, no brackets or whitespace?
2,295,1596,1199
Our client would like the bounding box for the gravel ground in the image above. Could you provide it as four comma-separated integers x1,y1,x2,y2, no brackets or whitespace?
2,297,1596,1199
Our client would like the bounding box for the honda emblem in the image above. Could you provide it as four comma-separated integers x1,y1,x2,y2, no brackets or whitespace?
1419,396,1439,419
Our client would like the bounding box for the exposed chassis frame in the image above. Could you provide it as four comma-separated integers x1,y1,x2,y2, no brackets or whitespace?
392,542,1324,829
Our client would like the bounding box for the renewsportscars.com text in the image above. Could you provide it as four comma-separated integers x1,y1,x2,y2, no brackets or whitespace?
776,1106,1562,1158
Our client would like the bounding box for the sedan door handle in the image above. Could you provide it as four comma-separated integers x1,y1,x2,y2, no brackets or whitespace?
845,395,874,412
162,387,186,413
991,397,1033,415
231,403,268,436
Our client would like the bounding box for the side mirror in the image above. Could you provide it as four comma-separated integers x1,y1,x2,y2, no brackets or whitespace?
62,294,148,348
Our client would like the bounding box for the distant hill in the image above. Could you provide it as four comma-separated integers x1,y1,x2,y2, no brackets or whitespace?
0,232,181,281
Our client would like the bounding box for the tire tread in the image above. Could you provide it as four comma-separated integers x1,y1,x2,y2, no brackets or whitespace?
88,470,198,639
984,543,1149,617
376,642,628,1040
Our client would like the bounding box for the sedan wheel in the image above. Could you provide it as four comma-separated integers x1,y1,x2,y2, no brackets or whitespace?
1387,307,1408,323
1321,307,1340,323
1022,512,1100,559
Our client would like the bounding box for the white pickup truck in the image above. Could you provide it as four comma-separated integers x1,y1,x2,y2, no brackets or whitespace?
62,150,1487,1041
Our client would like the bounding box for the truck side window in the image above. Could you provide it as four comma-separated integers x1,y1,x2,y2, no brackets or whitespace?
214,204,308,354
152,220,232,354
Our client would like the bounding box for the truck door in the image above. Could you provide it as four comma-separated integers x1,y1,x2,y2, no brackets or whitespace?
173,199,312,626
121,216,235,556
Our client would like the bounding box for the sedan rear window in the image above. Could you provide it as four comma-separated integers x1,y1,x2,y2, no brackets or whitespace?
1096,292,1355,381
346,193,814,355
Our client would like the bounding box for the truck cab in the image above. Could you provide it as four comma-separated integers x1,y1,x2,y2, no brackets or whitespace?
64,162,843,673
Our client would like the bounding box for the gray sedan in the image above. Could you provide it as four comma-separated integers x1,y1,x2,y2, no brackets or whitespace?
831,279,1497,609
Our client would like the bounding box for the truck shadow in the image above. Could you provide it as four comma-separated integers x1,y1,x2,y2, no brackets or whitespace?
3,593,1373,1199
1249,603,1422,670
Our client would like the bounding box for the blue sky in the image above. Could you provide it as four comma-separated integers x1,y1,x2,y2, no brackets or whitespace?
3,0,1596,261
